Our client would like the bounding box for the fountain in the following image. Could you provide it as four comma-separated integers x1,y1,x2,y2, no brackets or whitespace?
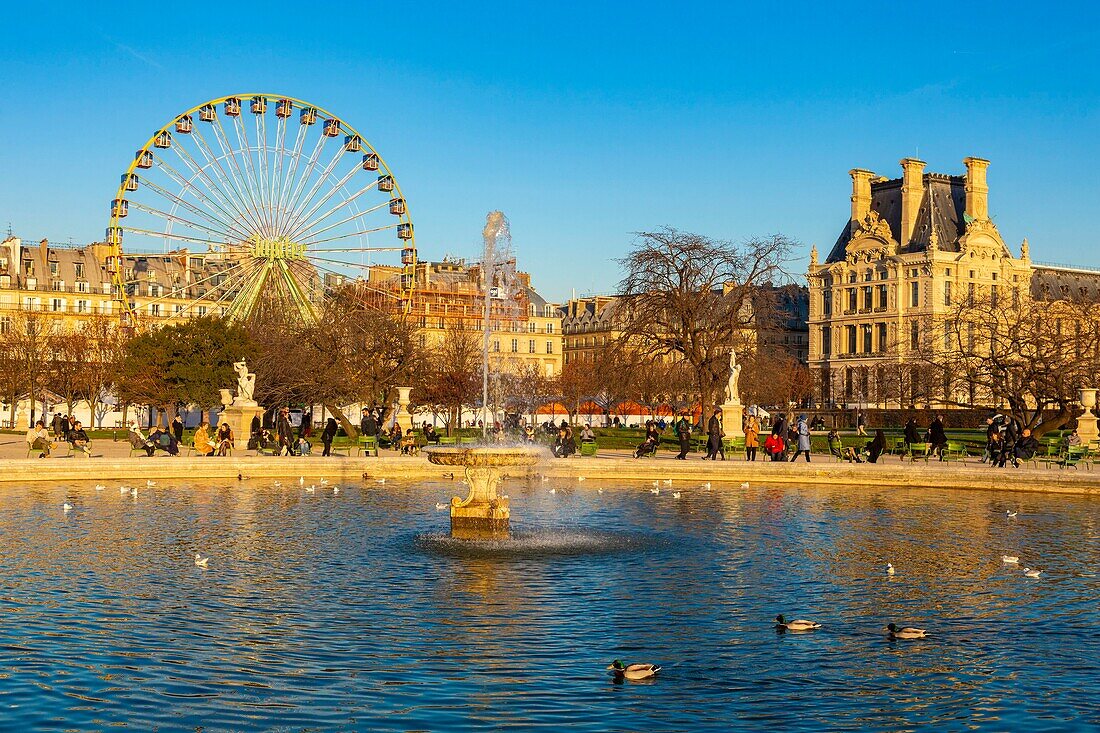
425,445,541,540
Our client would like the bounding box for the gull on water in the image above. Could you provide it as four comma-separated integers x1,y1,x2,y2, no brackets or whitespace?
299,477,305,486
700,482,711,490
1002,555,1020,564
886,563,895,575
435,502,448,510
319,478,329,485
120,486,129,494
376,478,387,484
651,481,659,488
740,482,750,489
1007,510,1018,518
146,480,156,487
662,479,673,486
273,481,282,488
649,487,660,495
577,476,586,482
194,553,209,568
63,502,73,512
672,492,682,499
94,485,106,491
598,488,604,494
549,488,557,494
306,486,316,494
1023,568,1042,578
332,487,340,495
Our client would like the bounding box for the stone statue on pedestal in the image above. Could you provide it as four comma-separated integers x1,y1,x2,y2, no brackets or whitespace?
725,350,742,405
233,360,256,405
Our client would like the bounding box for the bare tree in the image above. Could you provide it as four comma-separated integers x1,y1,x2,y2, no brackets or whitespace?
6,313,52,427
917,294,1100,435
616,227,794,415
415,321,481,434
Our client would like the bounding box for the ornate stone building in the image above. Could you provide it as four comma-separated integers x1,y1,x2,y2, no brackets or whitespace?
805,156,1084,409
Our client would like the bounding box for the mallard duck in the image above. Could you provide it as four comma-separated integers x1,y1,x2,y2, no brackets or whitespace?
885,623,926,639
607,660,660,680
775,614,821,631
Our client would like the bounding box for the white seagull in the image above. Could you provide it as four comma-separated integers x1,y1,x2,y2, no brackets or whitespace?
1002,555,1020,564
672,491,682,499
306,486,316,494
319,478,329,486
299,477,305,486
94,485,106,491
598,488,604,494
662,479,673,486
332,487,340,495
120,486,129,494
273,481,282,488
549,488,557,494
63,502,73,512
194,553,209,568
146,480,156,487
649,487,660,495
577,476,586,482
376,478,387,484
1007,510,1018,518
651,481,659,488
700,482,711,490
886,563,895,575
435,502,448,510
1023,568,1042,578
740,482,750,489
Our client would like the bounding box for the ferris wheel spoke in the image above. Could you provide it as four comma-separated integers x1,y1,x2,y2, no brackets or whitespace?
150,154,253,239
139,173,251,243
165,143,255,238
232,114,271,235
213,116,268,237
223,259,273,320
269,114,288,229
135,257,256,308
279,131,329,238
283,175,385,243
254,114,269,221
190,124,269,236
285,163,361,240
128,200,239,241
120,226,237,248
282,142,348,239
300,223,399,247
290,198,390,244
307,254,402,272
273,122,309,236
276,259,319,322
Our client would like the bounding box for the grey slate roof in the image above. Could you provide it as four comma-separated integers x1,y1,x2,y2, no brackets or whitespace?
825,174,967,264
1031,265,1100,302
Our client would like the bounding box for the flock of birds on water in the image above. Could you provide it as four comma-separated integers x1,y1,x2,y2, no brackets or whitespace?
56,474,1048,682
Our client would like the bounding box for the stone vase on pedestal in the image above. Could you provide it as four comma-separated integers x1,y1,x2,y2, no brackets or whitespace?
1077,388,1099,444
395,386,414,433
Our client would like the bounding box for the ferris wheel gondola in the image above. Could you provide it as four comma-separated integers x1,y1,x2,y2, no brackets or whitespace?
104,93,417,326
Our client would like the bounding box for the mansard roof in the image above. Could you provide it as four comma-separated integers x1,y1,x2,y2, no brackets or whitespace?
824,174,968,264
1031,264,1100,302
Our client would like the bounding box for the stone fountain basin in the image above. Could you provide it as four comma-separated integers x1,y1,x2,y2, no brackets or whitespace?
425,446,542,468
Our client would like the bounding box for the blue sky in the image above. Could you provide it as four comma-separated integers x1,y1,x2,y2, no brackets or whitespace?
2,1,1099,301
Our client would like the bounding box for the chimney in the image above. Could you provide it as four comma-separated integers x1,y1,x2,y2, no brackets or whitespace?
899,158,926,245
849,169,874,231
963,156,990,221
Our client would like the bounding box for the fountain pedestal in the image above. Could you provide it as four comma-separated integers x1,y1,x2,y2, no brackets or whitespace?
425,446,541,540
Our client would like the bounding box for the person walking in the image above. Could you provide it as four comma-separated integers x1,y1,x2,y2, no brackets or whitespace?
674,413,691,460
792,415,812,462
705,408,724,460
321,417,338,457
744,412,759,462
903,418,920,446
856,411,867,436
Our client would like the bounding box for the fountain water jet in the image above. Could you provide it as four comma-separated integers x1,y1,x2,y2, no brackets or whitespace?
425,445,541,540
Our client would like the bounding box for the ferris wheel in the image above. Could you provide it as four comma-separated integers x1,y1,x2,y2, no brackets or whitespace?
104,93,416,326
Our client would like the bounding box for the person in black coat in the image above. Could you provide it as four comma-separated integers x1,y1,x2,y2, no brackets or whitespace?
866,429,886,463
705,407,724,460
276,407,294,456
171,415,185,445
903,418,920,445
360,408,379,438
928,414,947,459
1011,428,1040,468
320,417,338,457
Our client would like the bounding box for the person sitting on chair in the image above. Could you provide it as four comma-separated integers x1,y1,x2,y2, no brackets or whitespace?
69,421,91,456
27,420,54,458
129,423,155,457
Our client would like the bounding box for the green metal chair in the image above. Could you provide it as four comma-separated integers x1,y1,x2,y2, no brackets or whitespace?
579,441,598,457
437,436,458,446
908,442,931,462
458,437,478,446
356,435,379,457
941,441,968,462
1061,445,1090,470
